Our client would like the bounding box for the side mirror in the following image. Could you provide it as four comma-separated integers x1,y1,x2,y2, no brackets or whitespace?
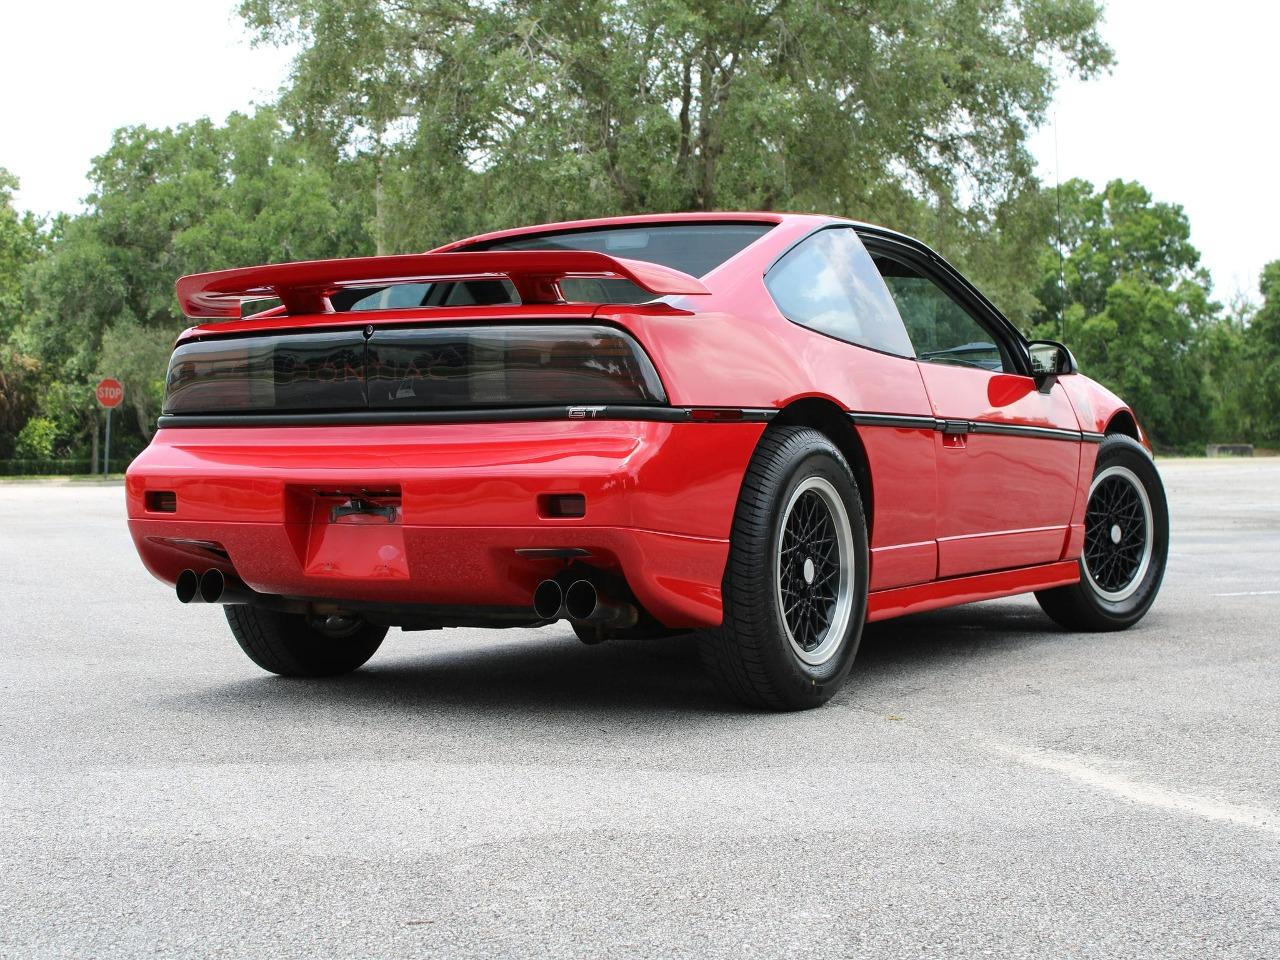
1027,339,1078,392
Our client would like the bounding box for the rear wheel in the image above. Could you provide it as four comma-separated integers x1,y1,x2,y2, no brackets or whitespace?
224,606,387,677
698,427,868,710
1036,434,1169,631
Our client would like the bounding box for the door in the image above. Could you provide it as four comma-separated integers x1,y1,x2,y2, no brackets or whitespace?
867,243,1082,579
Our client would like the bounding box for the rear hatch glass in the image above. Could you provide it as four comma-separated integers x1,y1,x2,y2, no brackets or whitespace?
332,222,774,312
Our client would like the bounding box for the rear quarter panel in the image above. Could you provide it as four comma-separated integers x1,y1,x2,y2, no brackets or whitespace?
599,219,939,587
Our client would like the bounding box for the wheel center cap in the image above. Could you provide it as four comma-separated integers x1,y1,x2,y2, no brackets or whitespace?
803,558,816,585
1110,523,1122,545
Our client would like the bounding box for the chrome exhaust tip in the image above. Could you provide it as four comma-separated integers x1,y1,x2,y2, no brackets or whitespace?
175,569,202,604
533,579,565,620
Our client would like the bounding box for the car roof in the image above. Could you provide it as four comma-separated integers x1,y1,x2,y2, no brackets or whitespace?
433,211,1015,331
431,211,912,252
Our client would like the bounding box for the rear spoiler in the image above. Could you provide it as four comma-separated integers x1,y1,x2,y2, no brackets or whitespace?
175,250,710,319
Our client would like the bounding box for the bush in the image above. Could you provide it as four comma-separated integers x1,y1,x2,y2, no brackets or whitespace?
0,459,96,476
14,416,59,459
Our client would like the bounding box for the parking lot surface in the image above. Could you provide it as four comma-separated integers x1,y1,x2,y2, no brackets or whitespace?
2,459,1278,958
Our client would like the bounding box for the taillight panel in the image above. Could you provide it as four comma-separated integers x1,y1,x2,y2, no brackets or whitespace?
162,323,665,415
366,324,665,409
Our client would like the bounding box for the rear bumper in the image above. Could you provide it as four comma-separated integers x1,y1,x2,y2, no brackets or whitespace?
125,420,765,627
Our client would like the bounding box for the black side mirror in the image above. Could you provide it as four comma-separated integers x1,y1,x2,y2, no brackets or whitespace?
1027,339,1078,393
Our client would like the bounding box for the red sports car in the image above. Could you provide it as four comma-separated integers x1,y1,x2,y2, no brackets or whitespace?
126,213,1168,709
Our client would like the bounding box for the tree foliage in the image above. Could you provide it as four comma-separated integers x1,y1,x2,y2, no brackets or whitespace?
239,0,1111,254
1247,261,1280,445
15,109,371,448
1030,179,1217,448
1,169,44,339
0,170,46,454
1,5,1279,464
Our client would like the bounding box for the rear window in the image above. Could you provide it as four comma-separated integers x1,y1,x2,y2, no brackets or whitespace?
331,279,517,313
326,223,773,313
476,222,773,277
327,223,772,313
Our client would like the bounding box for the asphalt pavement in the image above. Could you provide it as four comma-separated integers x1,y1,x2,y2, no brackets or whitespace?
1,458,1278,958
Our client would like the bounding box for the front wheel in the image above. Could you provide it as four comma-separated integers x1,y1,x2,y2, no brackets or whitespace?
698,427,869,710
224,606,387,676
1036,434,1169,631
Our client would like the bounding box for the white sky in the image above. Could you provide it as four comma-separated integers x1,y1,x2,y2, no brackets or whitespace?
3,1,1276,302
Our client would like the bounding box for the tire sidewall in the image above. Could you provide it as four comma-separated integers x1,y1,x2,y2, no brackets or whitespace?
757,442,869,697
1077,437,1169,624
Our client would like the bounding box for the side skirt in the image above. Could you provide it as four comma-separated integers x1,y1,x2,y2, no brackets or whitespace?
866,560,1080,623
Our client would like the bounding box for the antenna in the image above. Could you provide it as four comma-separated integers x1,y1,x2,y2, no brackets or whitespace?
1054,112,1066,342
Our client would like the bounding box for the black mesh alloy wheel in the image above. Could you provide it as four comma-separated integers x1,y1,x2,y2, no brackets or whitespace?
1037,434,1169,631
1082,465,1154,601
698,427,868,710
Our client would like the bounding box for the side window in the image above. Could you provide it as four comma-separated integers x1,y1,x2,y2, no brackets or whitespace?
873,256,1008,372
765,228,915,357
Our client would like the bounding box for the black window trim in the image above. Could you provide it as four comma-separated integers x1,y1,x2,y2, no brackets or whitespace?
855,228,1035,379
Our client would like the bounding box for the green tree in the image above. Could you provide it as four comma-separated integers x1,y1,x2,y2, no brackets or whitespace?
1246,261,1280,445
240,0,1111,257
96,316,182,440
1031,179,1216,449
0,345,41,457
1199,294,1256,444
0,168,47,455
0,167,44,341
18,108,371,449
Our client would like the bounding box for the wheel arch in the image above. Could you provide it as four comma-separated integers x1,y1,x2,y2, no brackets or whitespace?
1104,409,1143,444
768,398,874,538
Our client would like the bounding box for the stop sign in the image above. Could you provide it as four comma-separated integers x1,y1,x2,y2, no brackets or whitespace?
96,378,124,409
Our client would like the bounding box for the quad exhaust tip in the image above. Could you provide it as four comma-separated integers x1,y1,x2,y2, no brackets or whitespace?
533,579,565,620
565,580,639,628
175,569,201,604
175,568,253,605
199,568,242,604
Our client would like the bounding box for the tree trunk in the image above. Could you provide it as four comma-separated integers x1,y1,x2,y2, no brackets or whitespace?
133,396,153,442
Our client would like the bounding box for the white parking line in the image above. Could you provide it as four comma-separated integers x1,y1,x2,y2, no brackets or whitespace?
993,745,1280,836
1213,590,1280,597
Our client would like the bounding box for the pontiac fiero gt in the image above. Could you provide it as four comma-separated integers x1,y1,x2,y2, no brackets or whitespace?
126,213,1168,709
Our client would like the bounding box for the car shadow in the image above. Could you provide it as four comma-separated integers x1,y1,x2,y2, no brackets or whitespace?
858,598,1061,674
164,598,1063,724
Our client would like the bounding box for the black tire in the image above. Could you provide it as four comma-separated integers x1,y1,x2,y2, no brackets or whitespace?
698,427,869,710
1036,434,1169,631
224,606,387,677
